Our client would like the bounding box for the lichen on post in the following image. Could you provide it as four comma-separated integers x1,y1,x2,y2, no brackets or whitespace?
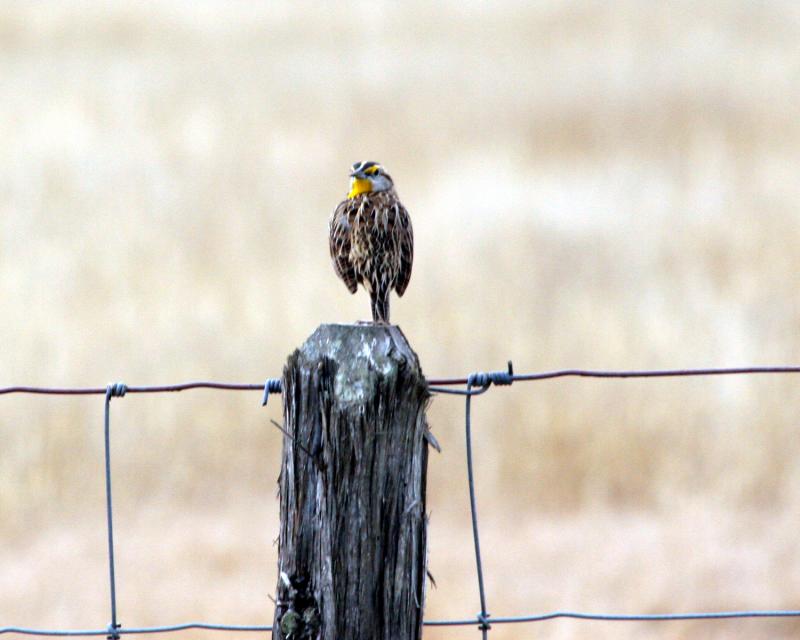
273,323,431,640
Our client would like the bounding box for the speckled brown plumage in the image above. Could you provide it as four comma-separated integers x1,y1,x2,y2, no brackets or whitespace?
329,187,413,323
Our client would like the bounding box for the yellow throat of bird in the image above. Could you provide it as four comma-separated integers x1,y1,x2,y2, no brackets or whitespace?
348,178,372,199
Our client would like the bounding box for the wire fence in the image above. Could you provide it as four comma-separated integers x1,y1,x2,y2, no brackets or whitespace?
3,364,800,637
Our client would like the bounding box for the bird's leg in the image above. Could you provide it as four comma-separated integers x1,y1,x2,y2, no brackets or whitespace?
371,290,390,325
370,292,379,324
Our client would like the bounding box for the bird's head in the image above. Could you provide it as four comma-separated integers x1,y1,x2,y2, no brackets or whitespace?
347,161,393,199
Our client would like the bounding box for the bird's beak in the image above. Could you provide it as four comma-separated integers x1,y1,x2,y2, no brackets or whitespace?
350,170,367,179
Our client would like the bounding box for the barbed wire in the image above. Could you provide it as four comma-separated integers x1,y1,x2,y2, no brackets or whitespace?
3,363,800,637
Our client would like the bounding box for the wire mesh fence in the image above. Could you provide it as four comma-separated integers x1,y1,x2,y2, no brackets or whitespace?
2,364,800,637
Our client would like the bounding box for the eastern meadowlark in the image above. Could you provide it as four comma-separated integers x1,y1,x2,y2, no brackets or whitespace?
329,161,413,324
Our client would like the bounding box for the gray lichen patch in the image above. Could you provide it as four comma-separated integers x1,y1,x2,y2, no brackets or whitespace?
299,324,422,408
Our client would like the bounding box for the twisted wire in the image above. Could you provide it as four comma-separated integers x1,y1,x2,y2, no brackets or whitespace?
261,378,283,406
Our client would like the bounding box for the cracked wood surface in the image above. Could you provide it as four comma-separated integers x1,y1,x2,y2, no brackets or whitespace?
273,324,430,640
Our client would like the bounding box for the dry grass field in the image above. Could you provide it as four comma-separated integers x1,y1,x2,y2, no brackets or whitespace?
2,2,800,638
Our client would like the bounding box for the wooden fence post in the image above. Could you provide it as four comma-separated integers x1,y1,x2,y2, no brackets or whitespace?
272,323,430,640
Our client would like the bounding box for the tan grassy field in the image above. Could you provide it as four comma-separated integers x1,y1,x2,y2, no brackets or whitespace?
2,1,800,638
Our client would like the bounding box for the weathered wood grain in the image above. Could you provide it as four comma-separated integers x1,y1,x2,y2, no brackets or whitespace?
273,323,430,640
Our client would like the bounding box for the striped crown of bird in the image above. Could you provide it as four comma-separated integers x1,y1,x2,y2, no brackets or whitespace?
329,161,414,324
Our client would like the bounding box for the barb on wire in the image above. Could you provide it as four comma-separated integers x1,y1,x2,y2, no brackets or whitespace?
430,361,514,396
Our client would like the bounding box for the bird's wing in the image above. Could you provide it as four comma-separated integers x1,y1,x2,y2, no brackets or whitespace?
329,200,358,294
394,201,413,297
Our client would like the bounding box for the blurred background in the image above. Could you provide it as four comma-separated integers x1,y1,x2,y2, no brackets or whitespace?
2,1,800,638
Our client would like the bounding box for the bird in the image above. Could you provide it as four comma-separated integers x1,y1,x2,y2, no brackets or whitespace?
329,161,413,324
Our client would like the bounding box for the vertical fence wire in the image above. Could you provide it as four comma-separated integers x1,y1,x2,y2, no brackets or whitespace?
464,381,491,637
103,384,127,640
